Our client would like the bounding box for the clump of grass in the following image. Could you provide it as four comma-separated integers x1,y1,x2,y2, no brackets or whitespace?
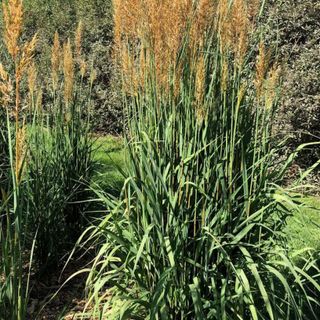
1,7,95,320
81,0,319,319
0,0,36,318
26,23,95,269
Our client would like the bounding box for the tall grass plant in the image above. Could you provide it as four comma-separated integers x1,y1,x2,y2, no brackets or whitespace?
26,27,95,268
0,1,36,317
81,0,320,319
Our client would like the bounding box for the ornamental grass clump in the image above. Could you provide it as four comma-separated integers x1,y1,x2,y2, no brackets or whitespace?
1,7,95,314
81,0,320,319
0,1,36,319
26,23,95,269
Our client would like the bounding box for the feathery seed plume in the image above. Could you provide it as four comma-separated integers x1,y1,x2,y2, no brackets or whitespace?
264,65,281,110
231,0,249,67
248,0,261,21
18,34,37,81
27,62,37,96
51,31,61,91
3,0,23,60
36,87,43,111
195,56,206,107
217,0,230,52
255,41,269,98
221,59,228,92
0,63,12,106
75,21,83,60
63,39,74,103
80,59,87,78
15,121,26,183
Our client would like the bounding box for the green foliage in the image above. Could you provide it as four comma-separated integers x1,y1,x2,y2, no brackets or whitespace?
0,108,8,191
93,136,126,195
26,79,95,269
286,197,320,253
0,115,31,320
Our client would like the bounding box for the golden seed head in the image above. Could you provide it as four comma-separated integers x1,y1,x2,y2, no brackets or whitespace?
221,59,228,92
51,31,61,90
15,121,26,183
238,82,246,104
218,0,257,64
232,0,249,67
114,0,258,95
217,0,230,52
79,58,87,78
17,34,37,82
0,64,8,81
36,87,43,110
196,0,217,33
63,39,74,103
0,63,13,106
27,61,37,95
255,41,270,98
75,20,83,60
113,0,214,93
195,56,206,106
248,0,261,20
265,65,281,110
3,0,23,60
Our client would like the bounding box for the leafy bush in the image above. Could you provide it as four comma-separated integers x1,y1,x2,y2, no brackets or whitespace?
265,0,320,168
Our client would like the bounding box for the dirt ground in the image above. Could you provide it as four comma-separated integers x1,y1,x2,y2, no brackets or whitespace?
27,256,89,320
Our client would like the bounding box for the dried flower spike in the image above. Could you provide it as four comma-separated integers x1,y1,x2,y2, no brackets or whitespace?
18,34,37,81
255,41,269,98
3,0,23,60
15,121,26,183
265,65,281,110
80,58,87,78
75,21,83,60
63,39,74,103
0,63,13,106
51,31,61,91
27,62,37,96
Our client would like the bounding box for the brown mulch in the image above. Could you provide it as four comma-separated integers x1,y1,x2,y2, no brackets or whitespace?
27,256,90,320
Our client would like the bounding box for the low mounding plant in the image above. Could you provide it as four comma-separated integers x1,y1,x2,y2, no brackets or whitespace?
80,0,320,319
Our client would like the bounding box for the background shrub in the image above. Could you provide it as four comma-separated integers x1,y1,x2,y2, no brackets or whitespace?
265,0,320,170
